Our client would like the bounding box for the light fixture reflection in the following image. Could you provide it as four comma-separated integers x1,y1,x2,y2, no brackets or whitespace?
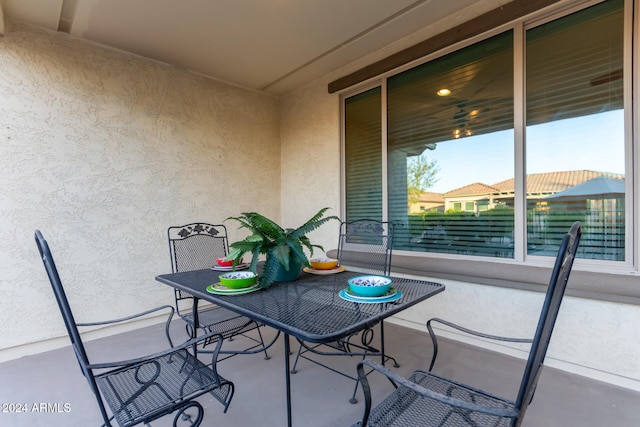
452,127,473,139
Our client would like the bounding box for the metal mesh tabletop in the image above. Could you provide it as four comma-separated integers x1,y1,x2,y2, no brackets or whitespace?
156,269,444,344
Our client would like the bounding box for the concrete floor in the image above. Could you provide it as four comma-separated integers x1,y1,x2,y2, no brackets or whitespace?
1,321,638,427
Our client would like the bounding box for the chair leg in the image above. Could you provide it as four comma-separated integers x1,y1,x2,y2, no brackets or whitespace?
173,400,204,427
290,328,400,403
350,377,360,404
185,323,195,340
359,324,400,368
377,321,399,368
255,325,271,360
385,354,400,368
290,341,304,373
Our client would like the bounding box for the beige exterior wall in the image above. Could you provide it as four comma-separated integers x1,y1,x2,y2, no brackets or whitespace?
279,81,342,253
0,23,281,357
2,0,639,391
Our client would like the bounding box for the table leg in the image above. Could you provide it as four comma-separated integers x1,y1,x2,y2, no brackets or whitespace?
284,333,292,427
380,320,385,366
191,297,200,356
192,297,200,338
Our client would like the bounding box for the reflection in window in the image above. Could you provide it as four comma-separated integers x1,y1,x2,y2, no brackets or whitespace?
387,31,515,257
342,0,628,263
526,0,625,260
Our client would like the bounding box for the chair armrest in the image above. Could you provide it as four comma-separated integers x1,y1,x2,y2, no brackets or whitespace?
76,304,176,327
426,317,532,371
78,305,226,373
356,359,518,426
86,327,225,371
78,304,177,349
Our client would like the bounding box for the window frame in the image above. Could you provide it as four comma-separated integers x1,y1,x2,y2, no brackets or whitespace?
338,0,640,304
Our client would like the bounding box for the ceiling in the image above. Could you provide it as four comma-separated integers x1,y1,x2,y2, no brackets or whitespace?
1,0,480,97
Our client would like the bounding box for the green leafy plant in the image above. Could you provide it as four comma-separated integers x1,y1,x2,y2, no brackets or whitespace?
226,208,339,288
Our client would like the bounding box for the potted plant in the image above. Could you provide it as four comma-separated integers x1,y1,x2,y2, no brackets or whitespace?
226,208,339,288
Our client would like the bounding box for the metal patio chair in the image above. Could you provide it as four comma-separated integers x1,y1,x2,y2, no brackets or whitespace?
35,230,234,427
353,221,582,427
336,219,394,275
168,222,272,360
291,219,398,403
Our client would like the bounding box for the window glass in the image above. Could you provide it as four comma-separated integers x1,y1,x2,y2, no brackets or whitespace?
344,87,383,221
525,0,625,260
342,0,629,264
387,31,515,257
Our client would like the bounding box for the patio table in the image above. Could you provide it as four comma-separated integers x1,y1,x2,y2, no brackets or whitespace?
155,268,444,426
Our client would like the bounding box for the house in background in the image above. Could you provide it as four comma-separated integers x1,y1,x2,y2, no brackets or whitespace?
409,191,445,213
441,170,624,213
411,170,625,260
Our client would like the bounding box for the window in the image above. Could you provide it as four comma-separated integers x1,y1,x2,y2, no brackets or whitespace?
344,87,382,221
525,0,625,261
343,0,629,265
386,30,514,257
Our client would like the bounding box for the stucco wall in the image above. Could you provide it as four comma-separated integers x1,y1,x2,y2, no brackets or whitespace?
279,81,342,254
0,23,281,358
391,276,640,390
278,0,640,391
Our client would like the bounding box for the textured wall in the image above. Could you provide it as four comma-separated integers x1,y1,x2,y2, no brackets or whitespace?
279,81,342,253
0,23,280,355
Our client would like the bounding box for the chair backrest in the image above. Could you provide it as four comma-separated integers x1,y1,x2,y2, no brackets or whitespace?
167,223,229,273
34,231,107,418
337,219,394,276
514,221,582,424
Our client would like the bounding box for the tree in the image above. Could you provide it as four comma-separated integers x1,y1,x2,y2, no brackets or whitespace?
407,154,439,205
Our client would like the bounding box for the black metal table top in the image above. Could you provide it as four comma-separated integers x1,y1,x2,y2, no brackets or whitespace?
156,269,445,343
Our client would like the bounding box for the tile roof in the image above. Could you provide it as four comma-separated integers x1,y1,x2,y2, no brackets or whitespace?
444,182,501,196
442,170,623,197
418,192,445,203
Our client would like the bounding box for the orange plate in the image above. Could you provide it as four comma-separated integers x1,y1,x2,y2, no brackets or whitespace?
303,265,346,275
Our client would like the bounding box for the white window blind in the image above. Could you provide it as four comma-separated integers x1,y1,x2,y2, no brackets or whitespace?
344,87,383,222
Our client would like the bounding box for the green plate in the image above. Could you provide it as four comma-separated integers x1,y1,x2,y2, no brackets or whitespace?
206,283,260,295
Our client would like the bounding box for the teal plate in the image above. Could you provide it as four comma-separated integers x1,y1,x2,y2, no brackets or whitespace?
345,287,397,300
339,288,402,304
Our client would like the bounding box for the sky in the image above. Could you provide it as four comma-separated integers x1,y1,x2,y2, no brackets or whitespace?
425,110,625,193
